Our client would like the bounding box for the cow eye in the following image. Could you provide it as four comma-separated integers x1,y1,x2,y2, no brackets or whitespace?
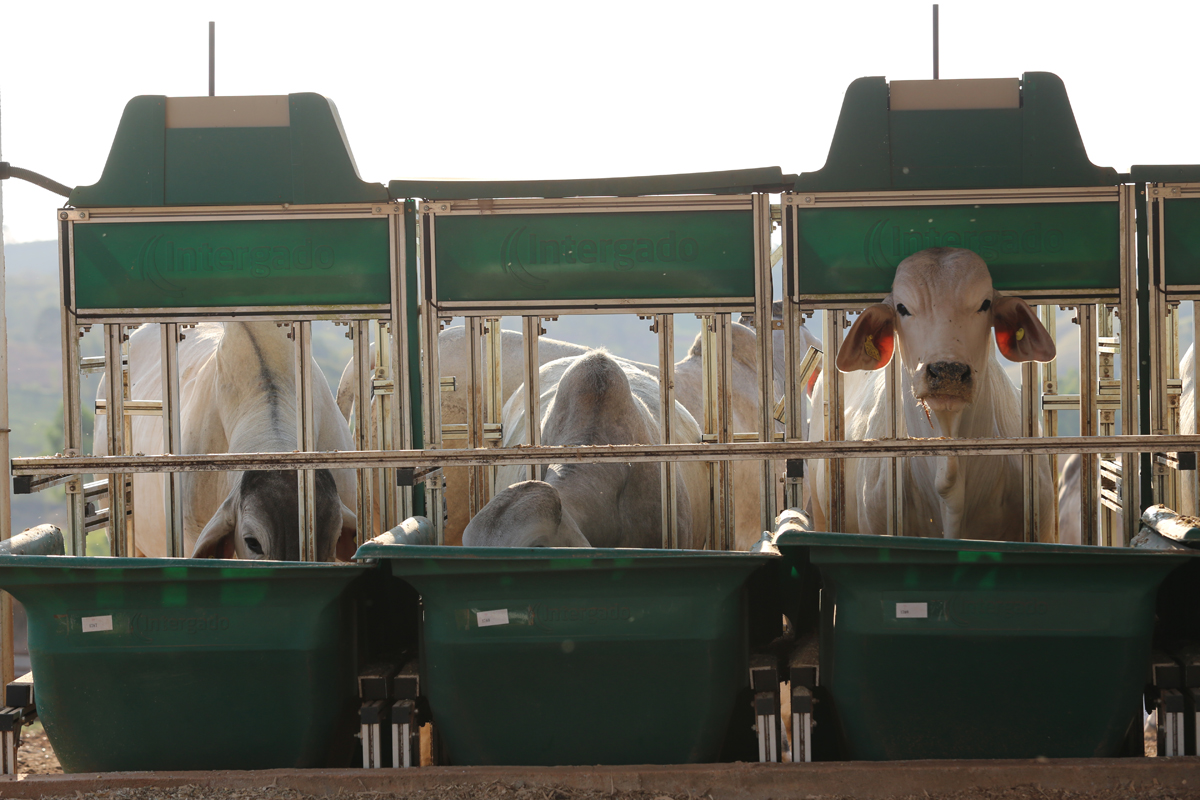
896,303,911,317
245,536,264,555
978,299,992,312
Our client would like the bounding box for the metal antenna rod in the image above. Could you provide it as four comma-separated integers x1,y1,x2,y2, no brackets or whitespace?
932,5,939,79
208,22,215,96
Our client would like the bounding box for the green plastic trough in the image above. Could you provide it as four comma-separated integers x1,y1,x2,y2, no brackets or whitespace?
0,555,370,773
775,531,1194,761
354,543,774,766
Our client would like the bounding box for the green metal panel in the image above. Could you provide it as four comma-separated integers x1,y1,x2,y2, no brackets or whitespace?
390,167,790,201
796,201,1120,296
1160,198,1200,286
355,543,773,766
795,73,1117,193
0,555,370,772
434,211,755,304
69,93,387,207
775,531,1191,761
1131,165,1200,184
71,217,391,310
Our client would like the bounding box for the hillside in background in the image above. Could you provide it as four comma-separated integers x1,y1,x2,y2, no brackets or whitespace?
0,239,1161,535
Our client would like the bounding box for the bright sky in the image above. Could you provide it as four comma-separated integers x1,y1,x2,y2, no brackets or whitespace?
1,0,1196,244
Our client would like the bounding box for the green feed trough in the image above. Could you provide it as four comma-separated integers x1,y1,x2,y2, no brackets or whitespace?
354,543,774,766
775,531,1194,761
0,555,370,773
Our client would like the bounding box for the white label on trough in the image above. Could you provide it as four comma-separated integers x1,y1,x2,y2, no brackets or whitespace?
476,609,510,627
81,615,113,632
895,602,928,619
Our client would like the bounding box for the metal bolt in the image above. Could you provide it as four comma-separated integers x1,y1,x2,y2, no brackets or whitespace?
59,211,68,220
374,207,381,213
440,204,448,211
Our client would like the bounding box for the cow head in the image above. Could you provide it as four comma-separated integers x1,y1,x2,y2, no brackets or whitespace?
191,468,357,561
836,248,1054,432
462,480,592,547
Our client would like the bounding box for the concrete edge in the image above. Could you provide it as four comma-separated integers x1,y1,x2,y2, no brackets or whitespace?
0,759,1198,799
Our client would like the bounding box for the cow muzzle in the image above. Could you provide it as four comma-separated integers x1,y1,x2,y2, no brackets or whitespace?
914,360,974,409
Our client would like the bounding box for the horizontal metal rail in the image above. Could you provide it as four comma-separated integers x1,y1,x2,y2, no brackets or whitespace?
10,434,1199,475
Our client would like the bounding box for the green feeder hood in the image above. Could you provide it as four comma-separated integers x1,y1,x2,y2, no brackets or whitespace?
69,94,388,208
1130,165,1200,183
388,167,794,201
795,73,1118,193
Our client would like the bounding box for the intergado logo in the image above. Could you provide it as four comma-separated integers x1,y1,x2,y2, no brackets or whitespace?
133,236,337,294
500,227,701,288
129,612,231,641
532,602,632,630
864,219,1065,270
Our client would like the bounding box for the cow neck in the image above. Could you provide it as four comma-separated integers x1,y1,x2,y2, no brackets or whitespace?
216,322,300,455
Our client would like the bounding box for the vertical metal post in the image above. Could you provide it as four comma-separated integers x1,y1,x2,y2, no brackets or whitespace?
484,318,504,498
885,357,905,536
1163,305,1180,513
1120,184,1141,545
782,297,804,512
421,210,444,543
753,194,776,536
1039,305,1059,543
0,110,12,688
656,314,677,549
932,5,939,79
59,224,85,555
104,324,128,557
465,316,485,519
823,310,847,532
374,320,398,531
1149,190,1171,508
160,323,185,557
208,22,215,96
294,320,316,561
1078,305,1099,546
392,207,415,521
1020,357,1041,543
521,316,542,481
353,320,374,543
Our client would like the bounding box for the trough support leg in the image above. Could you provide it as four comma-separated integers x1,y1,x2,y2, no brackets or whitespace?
391,699,416,768
749,654,781,763
1161,689,1185,757
360,700,391,768
788,630,819,763
792,686,813,764
0,706,23,775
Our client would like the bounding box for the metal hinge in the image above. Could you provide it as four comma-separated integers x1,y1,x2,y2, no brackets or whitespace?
420,201,452,214
1150,186,1184,199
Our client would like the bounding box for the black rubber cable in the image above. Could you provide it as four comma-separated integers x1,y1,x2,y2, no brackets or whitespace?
0,162,71,198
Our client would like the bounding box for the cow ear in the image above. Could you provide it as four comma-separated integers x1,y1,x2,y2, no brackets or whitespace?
993,294,1056,363
836,304,896,372
335,503,358,562
192,495,237,558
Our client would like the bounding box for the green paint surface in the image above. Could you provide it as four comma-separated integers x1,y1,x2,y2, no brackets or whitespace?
1163,199,1200,286
795,201,1120,295
72,217,390,310
434,211,755,303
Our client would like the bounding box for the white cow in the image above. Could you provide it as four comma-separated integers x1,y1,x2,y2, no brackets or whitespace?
94,322,357,561
809,247,1057,542
462,351,710,548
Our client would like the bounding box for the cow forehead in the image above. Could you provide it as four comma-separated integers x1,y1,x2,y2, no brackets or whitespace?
892,248,994,303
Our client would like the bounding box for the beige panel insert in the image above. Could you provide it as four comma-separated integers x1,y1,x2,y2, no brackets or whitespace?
890,78,1020,111
165,95,289,128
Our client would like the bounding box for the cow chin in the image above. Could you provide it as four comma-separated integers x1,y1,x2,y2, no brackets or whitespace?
918,393,972,413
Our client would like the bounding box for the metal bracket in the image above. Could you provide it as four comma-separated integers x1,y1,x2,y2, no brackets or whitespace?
421,202,452,214
1150,186,1184,199
57,210,88,221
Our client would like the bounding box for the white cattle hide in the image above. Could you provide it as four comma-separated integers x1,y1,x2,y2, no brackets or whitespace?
809,247,1057,542
94,322,357,560
463,351,710,549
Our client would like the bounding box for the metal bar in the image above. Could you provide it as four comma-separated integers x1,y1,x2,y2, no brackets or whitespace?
484,317,503,502
932,4,939,79
656,314,677,549
294,321,316,561
465,316,484,520
161,323,184,557
717,314,734,550
392,209,414,522
1040,305,1059,543
782,294,804,510
754,194,776,536
1021,358,1040,543
104,324,127,557
59,226,85,555
824,310,847,533
0,126,10,691
521,316,541,481
208,21,215,96
16,433,1200,474
885,355,904,536
1078,305,1099,546
420,211,444,544
373,320,397,532
353,320,374,544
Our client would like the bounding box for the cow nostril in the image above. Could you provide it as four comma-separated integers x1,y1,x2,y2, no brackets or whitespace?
963,366,972,382
926,363,940,379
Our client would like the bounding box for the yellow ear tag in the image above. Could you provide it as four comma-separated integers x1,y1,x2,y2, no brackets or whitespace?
1016,327,1025,342
863,334,881,361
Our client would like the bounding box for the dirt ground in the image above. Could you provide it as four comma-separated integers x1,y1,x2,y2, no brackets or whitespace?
18,785,1200,800
17,722,61,775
